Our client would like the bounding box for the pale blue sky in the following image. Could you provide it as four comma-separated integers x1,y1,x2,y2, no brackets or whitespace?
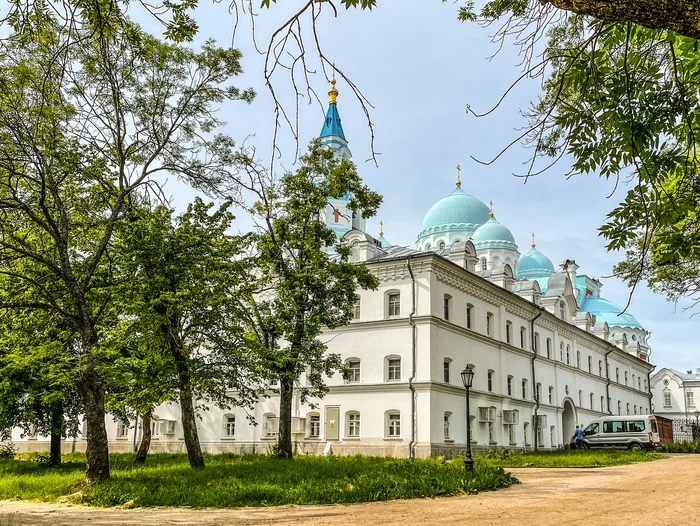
155,1,696,372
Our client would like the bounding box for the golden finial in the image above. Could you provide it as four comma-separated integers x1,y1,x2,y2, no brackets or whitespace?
531,232,536,247
489,200,494,217
379,221,384,237
328,67,338,104
456,163,461,187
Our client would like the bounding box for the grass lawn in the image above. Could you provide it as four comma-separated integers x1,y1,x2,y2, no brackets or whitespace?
0,453,517,507
481,448,665,468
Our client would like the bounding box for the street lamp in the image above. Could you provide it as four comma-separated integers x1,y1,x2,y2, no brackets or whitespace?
694,410,700,441
461,365,475,472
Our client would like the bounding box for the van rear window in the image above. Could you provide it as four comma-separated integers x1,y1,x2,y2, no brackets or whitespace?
650,419,658,433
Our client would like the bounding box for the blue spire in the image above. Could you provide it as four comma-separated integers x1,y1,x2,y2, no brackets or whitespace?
319,77,351,159
320,101,346,140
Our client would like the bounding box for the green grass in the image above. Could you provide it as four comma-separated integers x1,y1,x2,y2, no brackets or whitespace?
660,441,700,453
479,448,665,468
0,453,517,507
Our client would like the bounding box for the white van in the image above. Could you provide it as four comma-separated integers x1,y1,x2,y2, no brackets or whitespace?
574,415,661,451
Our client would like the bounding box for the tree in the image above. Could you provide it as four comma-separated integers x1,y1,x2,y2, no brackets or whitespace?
107,199,260,468
0,13,252,482
242,142,381,458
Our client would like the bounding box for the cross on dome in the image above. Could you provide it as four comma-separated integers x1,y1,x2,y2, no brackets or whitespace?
456,164,461,187
489,200,494,217
532,232,536,247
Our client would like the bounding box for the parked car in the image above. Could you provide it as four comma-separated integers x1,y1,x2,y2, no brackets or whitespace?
569,415,661,451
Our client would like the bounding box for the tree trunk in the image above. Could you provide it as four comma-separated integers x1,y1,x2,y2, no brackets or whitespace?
78,337,110,483
277,376,294,459
49,401,63,466
172,348,204,469
546,0,700,40
134,411,152,464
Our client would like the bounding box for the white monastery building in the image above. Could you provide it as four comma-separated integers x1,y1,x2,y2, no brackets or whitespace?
12,80,656,456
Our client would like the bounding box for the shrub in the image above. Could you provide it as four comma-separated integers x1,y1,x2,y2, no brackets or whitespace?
661,441,700,454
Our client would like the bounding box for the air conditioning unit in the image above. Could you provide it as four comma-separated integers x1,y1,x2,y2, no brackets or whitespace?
478,407,490,422
503,410,519,425
537,415,547,428
291,417,306,434
161,420,176,435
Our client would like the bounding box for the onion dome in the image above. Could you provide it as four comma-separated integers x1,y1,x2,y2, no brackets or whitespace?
579,296,644,329
517,233,555,279
470,203,517,250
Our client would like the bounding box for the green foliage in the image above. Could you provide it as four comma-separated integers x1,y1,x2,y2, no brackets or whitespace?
661,441,700,453
479,449,664,467
0,453,516,506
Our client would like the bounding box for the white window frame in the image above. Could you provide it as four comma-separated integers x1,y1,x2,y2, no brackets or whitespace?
443,294,451,320
663,390,672,407
386,411,401,438
505,321,512,344
387,291,401,317
307,413,321,439
116,420,129,439
443,412,451,440
223,415,236,438
386,356,401,382
466,304,474,329
263,413,279,438
346,412,360,438
352,295,361,320
520,326,526,349
346,358,361,383
486,312,493,336
443,358,451,383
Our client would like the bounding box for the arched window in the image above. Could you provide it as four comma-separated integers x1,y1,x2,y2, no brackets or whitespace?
626,403,630,415
550,426,556,447
625,371,628,385
443,294,451,320
345,358,361,383
263,413,279,438
560,342,564,361
466,304,474,329
352,294,361,320
587,356,592,373
385,411,401,437
507,375,513,396
505,321,512,344
443,358,452,383
546,338,552,359
617,401,622,415
480,257,487,271
566,345,570,364
444,412,452,440
548,386,554,404
307,413,321,438
439,241,446,251
578,390,583,406
559,301,566,319
536,382,542,401
487,370,494,392
386,291,401,317
576,350,581,368
616,367,620,382
534,333,540,354
386,356,401,382
522,378,528,399
634,405,637,415
346,412,360,437
222,414,235,438
520,327,526,349
486,312,493,336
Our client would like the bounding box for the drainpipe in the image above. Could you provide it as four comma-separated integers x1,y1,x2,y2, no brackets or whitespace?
407,256,417,459
530,309,543,452
647,368,655,414
604,348,614,415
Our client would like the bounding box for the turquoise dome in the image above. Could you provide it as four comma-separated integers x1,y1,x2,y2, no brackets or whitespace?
417,186,490,240
517,246,555,279
471,215,516,248
579,296,643,329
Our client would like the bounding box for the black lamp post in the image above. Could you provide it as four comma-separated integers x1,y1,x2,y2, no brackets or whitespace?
694,410,700,441
461,365,475,472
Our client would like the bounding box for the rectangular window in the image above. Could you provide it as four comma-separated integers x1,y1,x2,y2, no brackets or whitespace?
599,360,603,376
443,360,450,383
664,392,672,407
265,415,279,437
507,377,513,396
548,387,553,404
522,379,527,399
466,305,473,329
348,413,360,437
687,391,695,407
309,415,320,438
347,360,360,382
603,420,624,433
588,356,592,373
488,422,494,442
352,295,361,319
508,424,516,444
116,421,129,438
387,413,401,437
576,351,581,369
388,358,401,381
524,422,530,445
506,322,511,344
520,327,526,349
388,293,400,316
444,296,450,320
537,426,545,446
486,313,493,336
546,339,551,359
225,416,235,437
444,413,450,440
487,371,493,392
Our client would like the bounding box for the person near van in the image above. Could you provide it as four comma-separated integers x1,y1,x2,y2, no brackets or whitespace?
575,425,584,449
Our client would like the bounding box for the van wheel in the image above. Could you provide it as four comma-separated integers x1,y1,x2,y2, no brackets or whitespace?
628,443,643,451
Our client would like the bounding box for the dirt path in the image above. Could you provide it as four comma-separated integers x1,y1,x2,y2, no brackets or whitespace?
1,455,697,526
